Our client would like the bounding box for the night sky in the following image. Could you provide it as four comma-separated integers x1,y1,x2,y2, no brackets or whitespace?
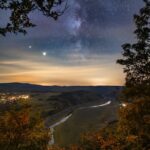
0,0,143,86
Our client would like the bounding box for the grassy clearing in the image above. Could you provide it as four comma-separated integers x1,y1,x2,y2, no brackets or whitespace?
54,102,119,146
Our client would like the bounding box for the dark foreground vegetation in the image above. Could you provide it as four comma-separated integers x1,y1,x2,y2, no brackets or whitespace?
0,100,50,150
0,0,67,36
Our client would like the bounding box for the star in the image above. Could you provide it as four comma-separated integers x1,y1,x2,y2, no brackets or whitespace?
29,45,32,49
42,52,47,56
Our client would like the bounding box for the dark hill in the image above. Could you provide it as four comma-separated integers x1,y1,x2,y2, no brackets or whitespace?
0,83,123,97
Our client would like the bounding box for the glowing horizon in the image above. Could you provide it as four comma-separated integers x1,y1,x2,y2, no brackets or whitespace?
0,0,142,86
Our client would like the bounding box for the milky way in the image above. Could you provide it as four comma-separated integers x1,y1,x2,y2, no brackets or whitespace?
0,0,143,85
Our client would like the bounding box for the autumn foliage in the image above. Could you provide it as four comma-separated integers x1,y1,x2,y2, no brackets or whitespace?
0,100,50,150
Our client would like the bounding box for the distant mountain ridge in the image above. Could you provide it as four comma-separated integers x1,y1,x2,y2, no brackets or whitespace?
0,82,123,94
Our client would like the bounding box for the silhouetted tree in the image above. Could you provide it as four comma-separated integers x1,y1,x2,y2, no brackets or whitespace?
116,1,150,149
117,0,150,99
0,0,67,36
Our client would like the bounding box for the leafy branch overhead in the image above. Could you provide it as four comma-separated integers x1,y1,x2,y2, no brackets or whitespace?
0,0,67,36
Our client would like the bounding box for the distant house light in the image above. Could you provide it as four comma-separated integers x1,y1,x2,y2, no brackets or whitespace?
121,103,127,107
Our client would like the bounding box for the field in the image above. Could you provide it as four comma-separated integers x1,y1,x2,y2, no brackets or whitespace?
29,91,110,126
54,100,119,146
25,90,120,146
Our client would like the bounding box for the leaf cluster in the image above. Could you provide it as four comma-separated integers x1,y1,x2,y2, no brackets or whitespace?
0,0,67,36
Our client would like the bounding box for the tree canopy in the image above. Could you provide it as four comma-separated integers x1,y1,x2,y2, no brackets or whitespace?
0,100,50,150
117,0,150,99
0,0,67,36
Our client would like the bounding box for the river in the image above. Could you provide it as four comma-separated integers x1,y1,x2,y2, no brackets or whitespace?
49,114,72,145
49,100,111,145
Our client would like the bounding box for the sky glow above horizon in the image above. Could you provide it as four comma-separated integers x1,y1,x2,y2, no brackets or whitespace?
0,0,143,86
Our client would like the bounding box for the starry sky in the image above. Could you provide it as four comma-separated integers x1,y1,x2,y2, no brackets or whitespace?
0,0,143,86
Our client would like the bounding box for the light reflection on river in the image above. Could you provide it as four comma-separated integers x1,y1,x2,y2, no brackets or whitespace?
49,100,111,145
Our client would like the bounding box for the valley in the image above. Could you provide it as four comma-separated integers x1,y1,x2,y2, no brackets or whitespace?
0,83,122,147
53,100,119,146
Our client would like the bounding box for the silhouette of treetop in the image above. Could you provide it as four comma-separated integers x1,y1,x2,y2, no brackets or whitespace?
0,0,67,36
117,0,150,98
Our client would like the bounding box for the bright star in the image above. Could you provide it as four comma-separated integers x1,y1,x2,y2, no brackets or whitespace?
42,52,47,56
